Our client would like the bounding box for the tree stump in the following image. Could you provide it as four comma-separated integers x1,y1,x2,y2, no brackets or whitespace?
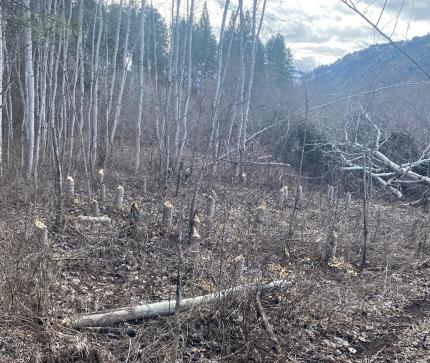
91,199,100,217
116,185,124,210
65,176,75,201
96,168,104,185
163,201,174,229
278,186,288,207
345,192,352,208
207,192,216,220
296,185,303,208
35,219,48,245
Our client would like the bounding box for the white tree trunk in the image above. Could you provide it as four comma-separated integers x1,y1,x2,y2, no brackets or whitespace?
106,0,123,151
65,279,293,328
0,5,3,178
109,1,132,149
90,1,103,171
24,0,35,178
175,0,195,172
134,0,146,174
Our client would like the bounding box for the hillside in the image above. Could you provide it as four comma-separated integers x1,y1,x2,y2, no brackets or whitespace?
310,33,430,95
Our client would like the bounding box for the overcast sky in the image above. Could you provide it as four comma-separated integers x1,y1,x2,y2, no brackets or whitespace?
154,0,430,71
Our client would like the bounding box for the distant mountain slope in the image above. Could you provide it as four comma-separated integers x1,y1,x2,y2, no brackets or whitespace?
309,34,430,95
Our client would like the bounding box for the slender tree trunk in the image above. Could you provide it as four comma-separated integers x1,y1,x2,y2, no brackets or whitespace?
109,1,132,151
176,0,195,172
134,0,146,174
23,0,35,179
90,1,104,172
236,0,246,171
105,0,123,156
241,0,267,155
0,4,3,179
207,0,230,172
68,0,84,175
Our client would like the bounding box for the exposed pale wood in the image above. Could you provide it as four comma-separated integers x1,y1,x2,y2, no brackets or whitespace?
35,219,48,245
78,215,111,224
163,200,173,228
65,176,75,200
116,185,124,210
65,278,293,328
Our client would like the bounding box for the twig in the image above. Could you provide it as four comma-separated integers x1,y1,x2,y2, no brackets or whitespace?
255,289,280,352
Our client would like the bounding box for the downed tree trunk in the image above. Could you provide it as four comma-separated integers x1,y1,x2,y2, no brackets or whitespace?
64,278,293,328
78,215,111,224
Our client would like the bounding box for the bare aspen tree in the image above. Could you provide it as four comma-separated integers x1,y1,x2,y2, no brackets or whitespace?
68,0,84,174
34,0,51,180
105,0,123,151
134,0,146,174
172,0,183,169
109,1,132,151
90,1,104,171
59,1,73,148
23,0,35,178
238,0,267,163
361,153,370,271
150,8,161,149
235,0,246,170
0,4,3,178
208,0,230,169
175,0,195,172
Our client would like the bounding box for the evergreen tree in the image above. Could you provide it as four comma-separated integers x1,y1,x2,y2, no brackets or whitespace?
265,33,293,85
192,2,216,75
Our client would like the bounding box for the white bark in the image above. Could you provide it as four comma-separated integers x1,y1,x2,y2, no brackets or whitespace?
134,0,145,173
345,192,351,208
65,176,75,201
175,0,194,171
35,219,48,245
68,0,84,174
91,199,100,217
278,186,289,207
24,0,35,178
163,200,174,228
65,278,293,328
106,0,123,149
90,1,103,171
210,0,230,166
239,0,267,156
116,185,124,210
109,1,132,148
0,5,3,178
78,215,111,224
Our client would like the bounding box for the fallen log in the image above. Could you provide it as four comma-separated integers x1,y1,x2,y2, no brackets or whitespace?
64,278,293,329
77,215,111,224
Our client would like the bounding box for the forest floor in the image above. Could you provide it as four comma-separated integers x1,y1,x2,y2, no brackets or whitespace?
0,165,429,362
